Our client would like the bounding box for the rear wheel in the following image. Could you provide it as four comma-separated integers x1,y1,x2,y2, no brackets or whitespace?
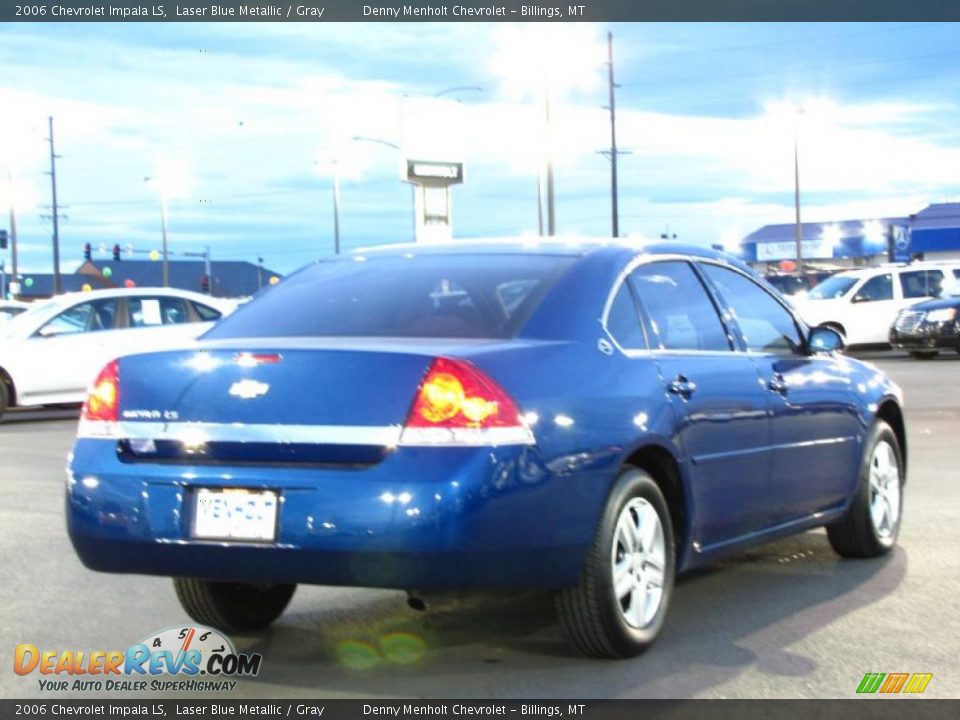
908,350,937,359
0,381,7,420
555,468,675,658
174,578,296,631
827,421,903,558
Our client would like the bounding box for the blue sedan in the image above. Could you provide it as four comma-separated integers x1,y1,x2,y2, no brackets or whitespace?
66,241,906,658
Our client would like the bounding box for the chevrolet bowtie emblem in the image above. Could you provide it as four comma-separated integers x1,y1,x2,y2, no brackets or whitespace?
228,379,270,399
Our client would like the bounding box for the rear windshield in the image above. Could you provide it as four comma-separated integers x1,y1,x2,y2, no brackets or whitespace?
205,253,575,340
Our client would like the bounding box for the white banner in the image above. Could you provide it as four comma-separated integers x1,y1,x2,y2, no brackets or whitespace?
757,238,834,261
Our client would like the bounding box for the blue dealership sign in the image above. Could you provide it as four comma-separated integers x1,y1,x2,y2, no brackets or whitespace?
890,225,911,262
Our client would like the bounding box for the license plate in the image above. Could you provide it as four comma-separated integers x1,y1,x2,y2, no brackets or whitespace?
192,488,278,542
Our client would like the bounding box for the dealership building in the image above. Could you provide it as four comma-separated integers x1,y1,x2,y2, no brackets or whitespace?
740,202,960,270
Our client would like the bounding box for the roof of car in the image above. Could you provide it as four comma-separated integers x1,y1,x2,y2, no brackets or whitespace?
40,286,231,307
351,237,736,262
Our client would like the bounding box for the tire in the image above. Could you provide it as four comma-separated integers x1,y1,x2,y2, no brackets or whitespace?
827,421,903,558
555,467,676,658
908,351,937,360
0,380,7,421
173,578,296,632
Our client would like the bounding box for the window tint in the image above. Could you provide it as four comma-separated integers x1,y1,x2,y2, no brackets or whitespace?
40,299,119,336
900,270,944,299
193,302,222,321
629,261,730,351
701,264,804,355
205,254,575,340
129,297,191,327
605,282,645,349
853,274,893,302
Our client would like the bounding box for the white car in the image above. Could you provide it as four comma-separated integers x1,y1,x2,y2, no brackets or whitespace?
0,287,235,417
793,263,960,346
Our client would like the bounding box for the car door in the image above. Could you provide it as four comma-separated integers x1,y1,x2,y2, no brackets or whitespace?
628,260,773,550
18,297,123,398
698,262,861,527
846,272,896,345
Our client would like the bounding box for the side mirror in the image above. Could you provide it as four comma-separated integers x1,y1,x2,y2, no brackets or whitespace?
851,294,869,303
809,325,845,354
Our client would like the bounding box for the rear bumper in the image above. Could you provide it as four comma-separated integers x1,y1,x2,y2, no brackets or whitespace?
889,323,959,350
66,439,607,590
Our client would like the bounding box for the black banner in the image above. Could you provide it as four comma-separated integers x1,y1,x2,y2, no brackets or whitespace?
2,0,960,22
1,701,959,720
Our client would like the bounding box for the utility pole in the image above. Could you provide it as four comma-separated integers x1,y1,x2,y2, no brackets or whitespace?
544,91,556,236
46,116,62,295
793,121,803,270
606,32,620,238
332,160,341,254
536,170,544,236
6,168,17,291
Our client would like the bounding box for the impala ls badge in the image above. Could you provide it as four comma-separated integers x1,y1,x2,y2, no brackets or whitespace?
229,379,270,399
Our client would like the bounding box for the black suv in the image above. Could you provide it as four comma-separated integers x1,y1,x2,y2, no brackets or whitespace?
890,271,960,358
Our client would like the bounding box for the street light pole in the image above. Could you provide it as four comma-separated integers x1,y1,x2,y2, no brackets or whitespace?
332,160,341,255
351,136,416,242
544,87,556,237
793,113,803,270
606,31,620,238
160,191,170,286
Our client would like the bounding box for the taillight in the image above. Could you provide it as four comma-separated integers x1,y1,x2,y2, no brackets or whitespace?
400,357,534,446
78,360,120,436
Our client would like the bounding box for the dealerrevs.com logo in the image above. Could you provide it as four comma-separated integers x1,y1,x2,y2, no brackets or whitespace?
14,625,262,693
856,672,933,695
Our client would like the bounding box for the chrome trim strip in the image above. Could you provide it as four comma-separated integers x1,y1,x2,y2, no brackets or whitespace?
77,420,536,447
78,420,404,446
399,426,535,447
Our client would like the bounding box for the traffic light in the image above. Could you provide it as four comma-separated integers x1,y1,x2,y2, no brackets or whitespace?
200,274,210,294
0,230,8,250
83,243,92,260
112,244,121,261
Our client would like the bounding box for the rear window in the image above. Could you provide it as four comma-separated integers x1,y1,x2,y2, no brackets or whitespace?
205,253,575,340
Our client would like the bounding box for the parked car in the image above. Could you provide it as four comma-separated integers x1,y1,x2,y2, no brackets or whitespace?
0,287,235,417
66,241,906,659
890,274,960,358
763,270,834,299
0,300,30,323
793,262,960,346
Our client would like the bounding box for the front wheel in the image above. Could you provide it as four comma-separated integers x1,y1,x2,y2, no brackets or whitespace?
555,468,675,658
174,578,296,631
827,421,903,558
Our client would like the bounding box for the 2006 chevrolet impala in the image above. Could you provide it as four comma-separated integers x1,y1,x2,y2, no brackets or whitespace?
66,240,906,658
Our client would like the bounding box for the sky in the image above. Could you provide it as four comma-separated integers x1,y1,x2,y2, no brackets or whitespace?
1,21,959,277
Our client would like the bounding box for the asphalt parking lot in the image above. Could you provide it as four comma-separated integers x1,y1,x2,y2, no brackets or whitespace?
1,350,958,699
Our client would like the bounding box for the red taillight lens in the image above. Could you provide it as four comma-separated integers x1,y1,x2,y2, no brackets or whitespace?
81,359,119,423
406,357,520,429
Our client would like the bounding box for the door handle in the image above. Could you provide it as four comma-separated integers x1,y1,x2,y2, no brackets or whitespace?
768,373,789,396
667,375,697,399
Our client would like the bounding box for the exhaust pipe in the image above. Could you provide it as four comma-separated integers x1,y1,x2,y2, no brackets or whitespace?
405,591,428,612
